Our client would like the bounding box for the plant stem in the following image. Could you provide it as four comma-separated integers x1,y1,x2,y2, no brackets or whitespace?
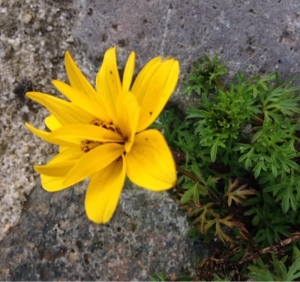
176,164,199,183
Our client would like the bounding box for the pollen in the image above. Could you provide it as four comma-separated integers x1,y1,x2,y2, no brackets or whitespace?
80,118,125,153
81,140,103,153
91,118,123,136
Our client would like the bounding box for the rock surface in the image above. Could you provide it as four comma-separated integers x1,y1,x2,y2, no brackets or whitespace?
0,182,206,280
1,0,300,280
73,0,300,84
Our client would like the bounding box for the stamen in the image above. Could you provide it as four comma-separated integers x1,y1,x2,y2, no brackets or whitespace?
91,118,102,126
81,118,125,153
91,118,123,136
81,140,103,153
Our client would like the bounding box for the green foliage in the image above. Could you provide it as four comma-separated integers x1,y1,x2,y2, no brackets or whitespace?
154,53,300,280
248,249,300,281
213,274,231,281
149,272,167,282
181,54,227,96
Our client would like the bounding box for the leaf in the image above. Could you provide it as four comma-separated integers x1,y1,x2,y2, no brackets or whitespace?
178,276,194,281
223,178,256,207
193,203,215,234
248,265,274,281
191,162,202,178
210,140,219,162
149,272,167,282
286,257,300,281
293,246,300,260
251,214,260,226
213,214,245,245
192,183,200,204
181,186,195,204
210,138,226,162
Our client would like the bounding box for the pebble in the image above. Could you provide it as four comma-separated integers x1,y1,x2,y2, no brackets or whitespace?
66,35,74,43
22,13,33,24
3,224,10,233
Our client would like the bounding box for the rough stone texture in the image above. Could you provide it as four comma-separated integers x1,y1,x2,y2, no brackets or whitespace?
0,0,77,243
1,0,300,280
0,182,206,280
73,0,300,88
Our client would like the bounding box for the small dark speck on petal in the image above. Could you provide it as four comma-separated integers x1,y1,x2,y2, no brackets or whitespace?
145,138,148,141
149,111,153,115
110,70,113,75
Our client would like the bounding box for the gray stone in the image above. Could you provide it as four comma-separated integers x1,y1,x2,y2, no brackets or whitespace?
73,0,300,86
0,181,207,280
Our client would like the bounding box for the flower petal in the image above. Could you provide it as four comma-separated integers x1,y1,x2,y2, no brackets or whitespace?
85,155,126,223
45,115,62,131
63,143,124,188
64,51,97,100
35,160,76,177
96,47,121,119
37,147,84,192
132,57,180,131
34,147,83,177
52,80,109,120
115,90,140,153
26,92,94,125
126,129,177,190
122,51,135,91
41,175,71,192
25,123,75,147
48,146,83,163
131,57,161,103
49,124,124,145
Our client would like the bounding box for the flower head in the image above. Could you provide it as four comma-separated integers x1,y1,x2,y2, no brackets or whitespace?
26,47,180,223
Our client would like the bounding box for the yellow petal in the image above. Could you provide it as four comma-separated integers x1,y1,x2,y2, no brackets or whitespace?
131,57,161,101
34,147,83,176
45,115,62,131
35,160,76,177
63,143,124,187
64,51,97,100
96,47,121,119
41,174,71,192
122,51,135,91
85,155,126,223
25,123,75,147
26,92,94,125
132,58,180,132
126,129,177,190
48,146,83,163
52,80,109,120
49,124,124,145
115,90,140,153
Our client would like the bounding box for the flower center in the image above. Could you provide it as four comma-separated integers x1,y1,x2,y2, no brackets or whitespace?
90,118,122,136
80,118,124,153
81,140,102,153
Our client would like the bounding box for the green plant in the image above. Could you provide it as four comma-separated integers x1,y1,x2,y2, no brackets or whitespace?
181,54,227,96
153,53,300,280
149,272,167,282
248,246,300,281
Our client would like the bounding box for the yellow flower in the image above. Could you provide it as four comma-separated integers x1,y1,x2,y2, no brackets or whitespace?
26,47,180,223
